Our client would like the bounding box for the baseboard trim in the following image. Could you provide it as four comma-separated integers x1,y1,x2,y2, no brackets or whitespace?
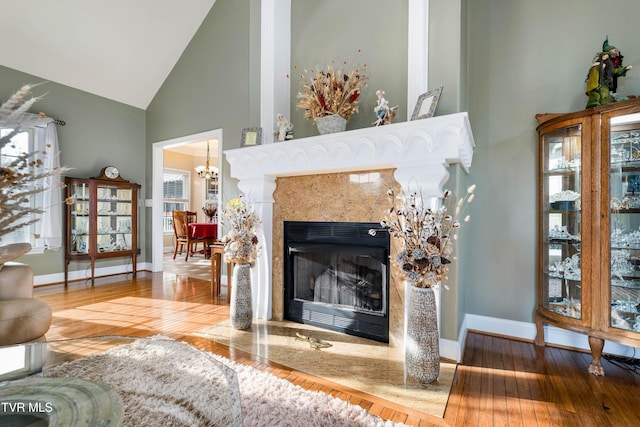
439,338,461,362
34,262,153,286
441,313,638,363
463,313,638,359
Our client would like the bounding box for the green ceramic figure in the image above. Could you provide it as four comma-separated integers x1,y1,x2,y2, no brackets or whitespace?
585,37,633,108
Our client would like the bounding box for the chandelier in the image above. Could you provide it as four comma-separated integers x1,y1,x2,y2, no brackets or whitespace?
195,140,218,179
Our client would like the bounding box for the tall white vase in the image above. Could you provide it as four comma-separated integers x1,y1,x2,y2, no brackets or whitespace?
230,263,253,330
405,285,440,383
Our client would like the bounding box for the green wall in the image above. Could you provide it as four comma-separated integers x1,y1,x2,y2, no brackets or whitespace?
290,0,408,138
145,0,252,258
429,0,465,115
0,66,146,277
465,0,640,324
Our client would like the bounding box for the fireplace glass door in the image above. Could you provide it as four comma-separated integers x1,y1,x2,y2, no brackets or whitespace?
291,245,387,315
284,221,390,342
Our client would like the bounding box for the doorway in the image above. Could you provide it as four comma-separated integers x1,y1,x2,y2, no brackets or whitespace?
151,129,223,273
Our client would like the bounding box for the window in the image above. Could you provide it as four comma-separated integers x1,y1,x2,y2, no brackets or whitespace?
163,169,190,233
0,128,42,248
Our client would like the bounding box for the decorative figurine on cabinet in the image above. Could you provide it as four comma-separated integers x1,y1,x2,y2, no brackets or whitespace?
373,89,397,126
274,113,294,142
585,36,633,108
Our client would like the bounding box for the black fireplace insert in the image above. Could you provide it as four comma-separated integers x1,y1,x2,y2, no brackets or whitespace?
284,221,390,342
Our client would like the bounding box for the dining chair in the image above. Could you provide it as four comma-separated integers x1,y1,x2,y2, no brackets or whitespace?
172,210,206,261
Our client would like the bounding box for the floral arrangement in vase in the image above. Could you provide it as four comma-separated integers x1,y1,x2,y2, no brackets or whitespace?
219,197,260,267
295,53,369,123
370,184,476,288
202,205,218,223
1,84,65,240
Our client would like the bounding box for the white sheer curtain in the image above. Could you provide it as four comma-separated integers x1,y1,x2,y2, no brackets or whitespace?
36,122,63,250
0,113,62,250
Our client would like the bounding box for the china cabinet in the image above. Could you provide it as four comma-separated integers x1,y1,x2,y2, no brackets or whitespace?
64,168,140,285
536,98,640,375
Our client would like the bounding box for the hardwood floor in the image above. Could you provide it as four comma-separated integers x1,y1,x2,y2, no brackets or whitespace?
34,272,640,427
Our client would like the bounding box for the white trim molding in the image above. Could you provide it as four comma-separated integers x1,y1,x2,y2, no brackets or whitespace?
34,262,152,286
462,313,639,361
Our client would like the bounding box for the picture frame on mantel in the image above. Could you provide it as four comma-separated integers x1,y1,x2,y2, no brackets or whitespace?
240,127,262,147
411,86,443,120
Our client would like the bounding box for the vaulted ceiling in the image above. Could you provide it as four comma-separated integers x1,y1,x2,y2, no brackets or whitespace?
1,0,216,109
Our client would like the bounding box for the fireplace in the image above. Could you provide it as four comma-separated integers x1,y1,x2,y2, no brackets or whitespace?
225,113,474,349
284,221,390,342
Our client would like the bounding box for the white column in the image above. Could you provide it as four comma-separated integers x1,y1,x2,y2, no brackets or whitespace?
237,176,277,319
261,0,291,144
407,0,429,117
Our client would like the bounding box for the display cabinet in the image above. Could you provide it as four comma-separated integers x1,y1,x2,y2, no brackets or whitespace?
536,98,640,375
64,167,140,285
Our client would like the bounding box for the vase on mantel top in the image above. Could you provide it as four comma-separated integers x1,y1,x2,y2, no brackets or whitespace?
405,284,440,384
315,114,347,135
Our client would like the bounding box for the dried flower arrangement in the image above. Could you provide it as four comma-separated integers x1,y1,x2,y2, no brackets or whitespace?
0,84,63,240
370,184,476,288
295,54,369,122
202,205,218,222
220,197,261,267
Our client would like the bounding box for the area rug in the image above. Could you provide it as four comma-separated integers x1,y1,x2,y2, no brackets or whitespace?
42,337,407,427
196,319,455,418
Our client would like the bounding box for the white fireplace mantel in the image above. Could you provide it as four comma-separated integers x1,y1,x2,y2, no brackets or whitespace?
227,112,474,200
224,112,475,321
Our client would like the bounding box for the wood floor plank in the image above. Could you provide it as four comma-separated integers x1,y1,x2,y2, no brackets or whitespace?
556,346,611,427
478,334,495,426
530,343,567,426
509,339,543,426
464,332,484,426
490,336,509,427
444,332,473,426
576,351,640,426
500,337,524,427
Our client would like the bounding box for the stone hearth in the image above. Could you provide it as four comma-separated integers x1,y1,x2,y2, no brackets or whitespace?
225,113,474,347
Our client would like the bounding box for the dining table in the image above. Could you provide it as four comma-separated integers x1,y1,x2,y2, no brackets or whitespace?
188,222,218,258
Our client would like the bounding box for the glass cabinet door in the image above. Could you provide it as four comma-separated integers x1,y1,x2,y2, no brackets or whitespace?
96,185,133,253
69,182,90,253
541,125,582,319
609,113,640,332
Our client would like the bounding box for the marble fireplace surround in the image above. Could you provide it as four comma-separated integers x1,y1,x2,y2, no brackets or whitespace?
225,113,475,347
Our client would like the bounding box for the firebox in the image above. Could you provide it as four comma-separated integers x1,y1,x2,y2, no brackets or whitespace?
284,221,390,342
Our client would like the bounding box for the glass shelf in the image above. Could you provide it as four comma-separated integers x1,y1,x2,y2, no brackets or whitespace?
541,125,582,320
609,118,640,332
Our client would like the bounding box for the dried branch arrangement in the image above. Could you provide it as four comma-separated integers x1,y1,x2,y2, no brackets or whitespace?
0,84,62,240
295,56,368,122
371,184,476,288
220,197,261,267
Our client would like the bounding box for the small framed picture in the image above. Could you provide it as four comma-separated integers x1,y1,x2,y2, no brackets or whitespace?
411,86,443,120
240,127,262,147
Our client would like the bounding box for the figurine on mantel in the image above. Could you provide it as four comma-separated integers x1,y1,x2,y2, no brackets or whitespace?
585,36,633,108
373,89,397,126
274,113,294,142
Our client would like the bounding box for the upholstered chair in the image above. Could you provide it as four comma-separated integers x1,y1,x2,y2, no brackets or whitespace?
0,244,52,346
